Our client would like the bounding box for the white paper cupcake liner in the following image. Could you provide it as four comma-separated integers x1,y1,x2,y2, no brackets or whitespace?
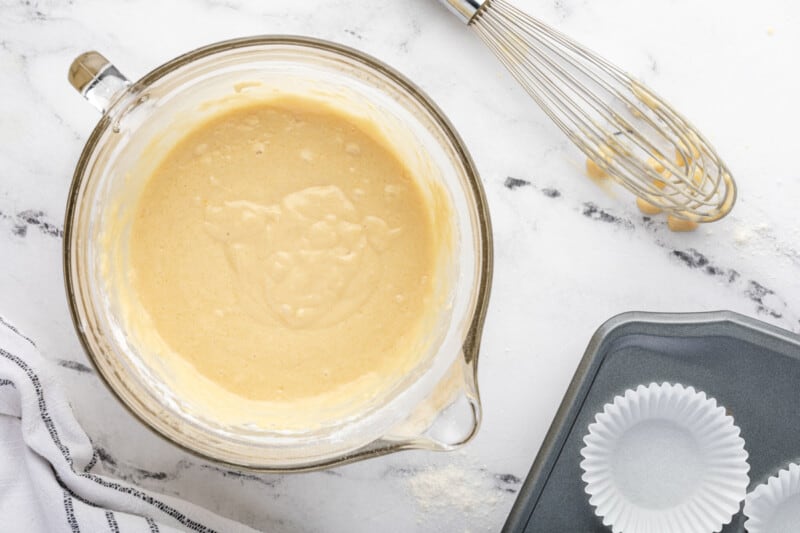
580,382,749,533
744,462,800,533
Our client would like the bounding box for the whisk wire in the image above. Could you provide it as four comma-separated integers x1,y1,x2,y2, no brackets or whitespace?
469,0,736,221
477,14,675,194
479,18,609,149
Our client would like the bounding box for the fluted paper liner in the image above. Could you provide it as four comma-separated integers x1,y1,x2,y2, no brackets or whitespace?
580,383,749,533
744,462,800,533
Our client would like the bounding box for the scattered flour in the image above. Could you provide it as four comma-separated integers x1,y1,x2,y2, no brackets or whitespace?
406,463,499,515
733,222,772,247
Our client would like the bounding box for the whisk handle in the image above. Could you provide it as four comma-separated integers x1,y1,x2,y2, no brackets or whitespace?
437,0,487,24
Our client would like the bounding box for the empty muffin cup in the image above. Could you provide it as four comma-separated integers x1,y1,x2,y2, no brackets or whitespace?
745,462,800,533
580,382,749,533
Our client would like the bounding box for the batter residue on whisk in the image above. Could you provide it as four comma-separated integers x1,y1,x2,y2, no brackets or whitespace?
128,97,442,405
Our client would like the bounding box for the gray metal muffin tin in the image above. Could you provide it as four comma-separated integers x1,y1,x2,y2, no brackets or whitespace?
503,311,800,532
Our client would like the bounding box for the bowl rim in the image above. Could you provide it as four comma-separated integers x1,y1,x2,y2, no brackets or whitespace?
63,35,494,472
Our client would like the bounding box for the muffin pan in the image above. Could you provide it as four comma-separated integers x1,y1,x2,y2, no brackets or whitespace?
503,311,800,532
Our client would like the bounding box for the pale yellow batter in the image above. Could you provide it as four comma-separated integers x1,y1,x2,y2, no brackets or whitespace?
128,97,440,405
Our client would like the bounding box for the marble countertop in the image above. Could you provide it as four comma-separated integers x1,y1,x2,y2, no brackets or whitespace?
2,0,799,531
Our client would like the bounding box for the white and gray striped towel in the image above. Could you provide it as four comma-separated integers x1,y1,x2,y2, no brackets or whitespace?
0,316,260,533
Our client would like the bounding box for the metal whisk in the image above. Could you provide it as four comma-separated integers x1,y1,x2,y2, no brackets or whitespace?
438,0,736,222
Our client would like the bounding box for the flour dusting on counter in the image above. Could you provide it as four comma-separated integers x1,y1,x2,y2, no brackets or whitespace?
406,463,499,515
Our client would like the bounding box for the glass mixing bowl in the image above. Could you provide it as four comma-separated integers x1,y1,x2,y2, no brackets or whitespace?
65,36,492,471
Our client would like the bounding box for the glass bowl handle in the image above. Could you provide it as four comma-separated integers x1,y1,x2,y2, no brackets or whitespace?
68,51,130,114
